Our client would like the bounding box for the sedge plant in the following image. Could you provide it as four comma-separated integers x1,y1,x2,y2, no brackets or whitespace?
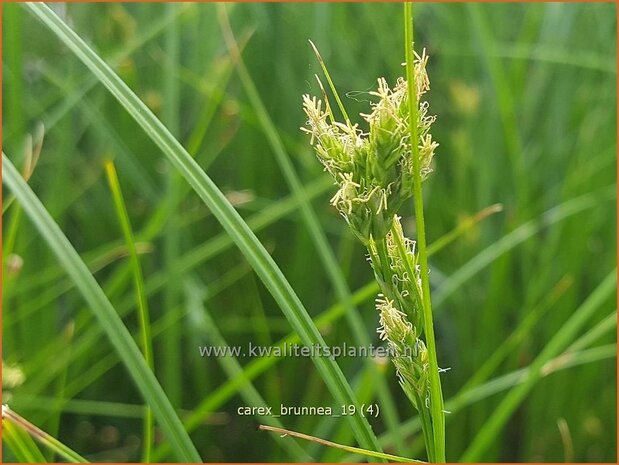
302,4,445,462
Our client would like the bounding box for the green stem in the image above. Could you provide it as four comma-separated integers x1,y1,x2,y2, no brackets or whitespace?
412,390,436,462
2,417,47,463
404,3,446,462
104,161,154,462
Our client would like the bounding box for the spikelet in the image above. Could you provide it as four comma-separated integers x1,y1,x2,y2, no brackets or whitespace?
302,50,437,244
376,296,429,408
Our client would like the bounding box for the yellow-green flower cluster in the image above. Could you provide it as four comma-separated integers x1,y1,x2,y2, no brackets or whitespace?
377,295,429,409
372,215,430,407
302,50,437,244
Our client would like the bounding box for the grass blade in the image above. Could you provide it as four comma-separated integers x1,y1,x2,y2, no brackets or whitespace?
308,39,350,124
434,186,616,306
2,154,201,462
23,2,381,452
185,279,312,461
104,160,154,462
258,425,425,463
2,416,48,463
217,5,394,456
342,343,616,462
161,2,183,411
2,405,87,463
460,269,616,461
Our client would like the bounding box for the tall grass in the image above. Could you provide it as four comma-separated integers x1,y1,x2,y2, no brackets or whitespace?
301,5,445,460
3,153,201,462
14,0,382,457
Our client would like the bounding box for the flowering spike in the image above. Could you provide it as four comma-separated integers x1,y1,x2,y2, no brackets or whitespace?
302,50,437,244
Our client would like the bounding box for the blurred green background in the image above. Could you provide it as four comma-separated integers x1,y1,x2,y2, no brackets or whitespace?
2,2,616,462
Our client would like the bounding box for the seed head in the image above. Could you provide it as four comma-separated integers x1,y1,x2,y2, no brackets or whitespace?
302,50,437,244
303,46,438,417
376,296,429,407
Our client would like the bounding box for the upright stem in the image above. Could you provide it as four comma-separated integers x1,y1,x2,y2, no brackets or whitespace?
104,161,154,462
404,3,446,462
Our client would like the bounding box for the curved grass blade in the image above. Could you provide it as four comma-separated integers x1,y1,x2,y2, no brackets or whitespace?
23,2,381,452
2,154,201,463
258,425,425,463
217,5,396,455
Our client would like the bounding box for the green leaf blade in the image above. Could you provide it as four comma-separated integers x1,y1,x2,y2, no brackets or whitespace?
2,154,201,463
23,1,381,453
